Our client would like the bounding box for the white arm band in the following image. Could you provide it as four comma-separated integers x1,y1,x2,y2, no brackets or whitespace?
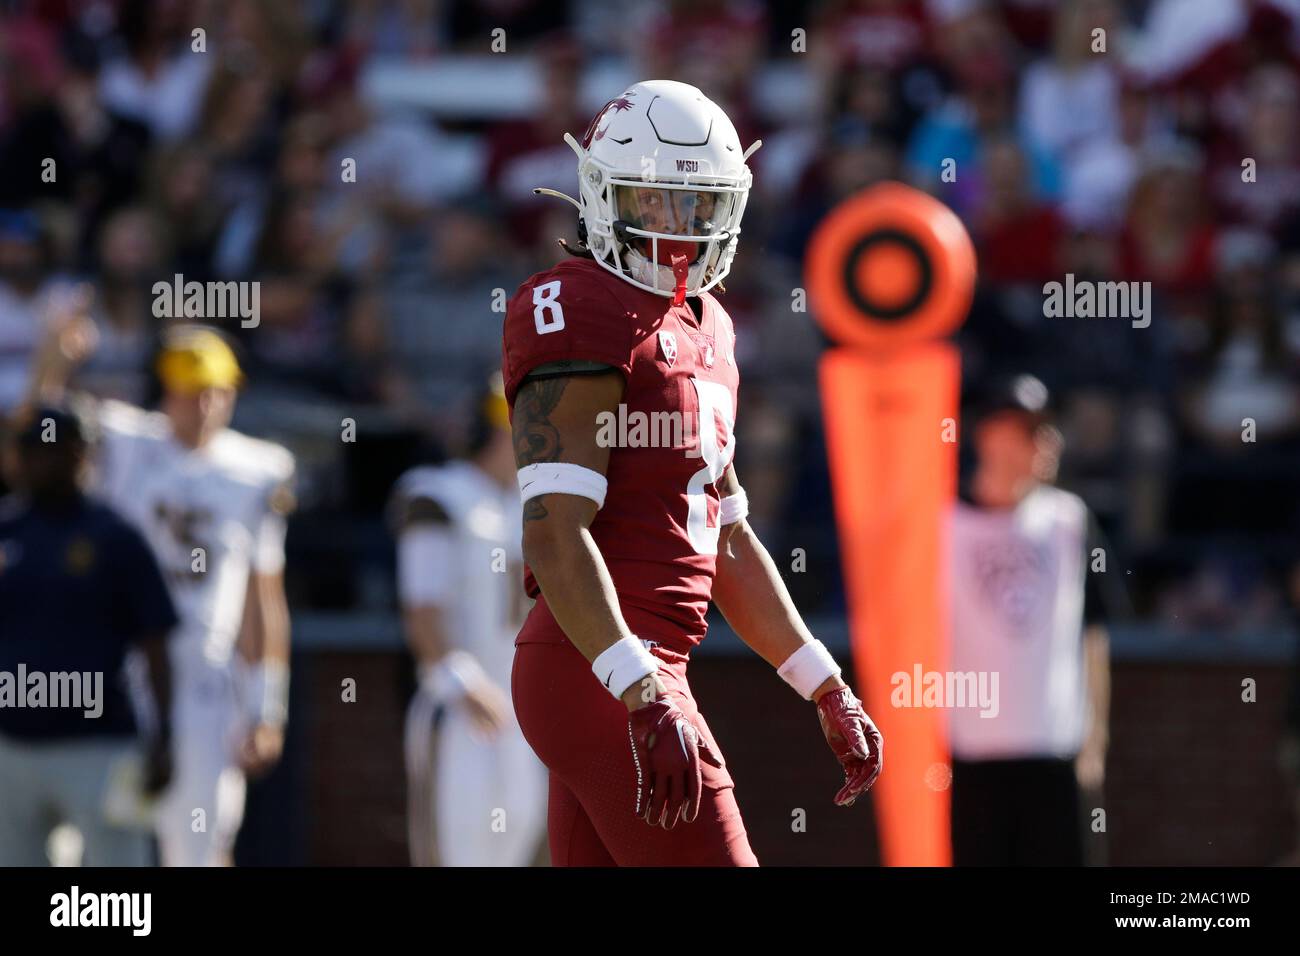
244,661,290,727
777,640,841,700
592,636,659,701
419,650,490,704
719,488,749,526
517,463,608,509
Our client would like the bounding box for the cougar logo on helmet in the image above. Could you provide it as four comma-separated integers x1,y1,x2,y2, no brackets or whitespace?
582,93,637,149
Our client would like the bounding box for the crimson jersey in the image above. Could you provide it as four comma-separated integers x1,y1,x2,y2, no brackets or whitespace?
502,258,739,653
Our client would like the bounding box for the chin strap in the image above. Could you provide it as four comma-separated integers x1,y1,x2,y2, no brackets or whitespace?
670,253,690,306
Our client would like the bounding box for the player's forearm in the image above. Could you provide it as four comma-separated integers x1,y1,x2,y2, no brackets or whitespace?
401,605,453,664
1083,625,1110,744
524,511,638,664
139,634,173,742
239,573,290,665
712,519,826,669
258,578,291,666
235,574,291,728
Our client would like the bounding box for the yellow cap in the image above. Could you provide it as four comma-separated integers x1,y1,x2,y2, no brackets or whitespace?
482,371,509,431
156,327,243,394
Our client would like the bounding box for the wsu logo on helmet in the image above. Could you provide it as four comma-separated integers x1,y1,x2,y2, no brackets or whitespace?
581,92,637,149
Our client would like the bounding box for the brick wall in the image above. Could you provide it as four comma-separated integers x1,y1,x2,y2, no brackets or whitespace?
240,651,1296,866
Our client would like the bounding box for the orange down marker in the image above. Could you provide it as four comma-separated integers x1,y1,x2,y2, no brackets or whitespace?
805,182,976,867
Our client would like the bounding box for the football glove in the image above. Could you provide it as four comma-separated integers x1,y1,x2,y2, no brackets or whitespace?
816,686,884,806
627,697,722,829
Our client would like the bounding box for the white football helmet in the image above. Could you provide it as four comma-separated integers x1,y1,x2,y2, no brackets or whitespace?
538,80,760,300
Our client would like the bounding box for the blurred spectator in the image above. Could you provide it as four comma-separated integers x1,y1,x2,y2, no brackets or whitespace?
97,0,214,143
381,198,521,437
0,210,73,417
339,0,447,59
906,56,1060,218
1208,64,1300,232
1017,0,1123,166
641,0,766,136
69,207,165,405
971,135,1065,284
1117,145,1217,301
1061,81,1172,233
485,36,587,250
1180,229,1300,448
811,0,930,73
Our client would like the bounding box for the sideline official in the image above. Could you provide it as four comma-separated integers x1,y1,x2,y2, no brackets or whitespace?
0,406,176,865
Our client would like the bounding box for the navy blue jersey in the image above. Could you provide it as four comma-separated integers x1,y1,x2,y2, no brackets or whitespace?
0,495,178,740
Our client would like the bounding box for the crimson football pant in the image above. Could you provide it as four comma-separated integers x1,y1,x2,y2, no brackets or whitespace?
512,640,758,866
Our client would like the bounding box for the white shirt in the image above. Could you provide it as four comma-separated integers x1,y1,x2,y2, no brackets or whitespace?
947,485,1091,760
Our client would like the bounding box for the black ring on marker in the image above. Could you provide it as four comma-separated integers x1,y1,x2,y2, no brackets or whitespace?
841,229,933,323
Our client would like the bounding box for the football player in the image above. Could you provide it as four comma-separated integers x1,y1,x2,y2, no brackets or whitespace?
30,322,295,866
504,80,884,866
391,373,547,867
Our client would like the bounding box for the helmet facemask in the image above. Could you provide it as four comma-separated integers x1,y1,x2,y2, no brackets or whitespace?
537,81,759,301
578,161,751,303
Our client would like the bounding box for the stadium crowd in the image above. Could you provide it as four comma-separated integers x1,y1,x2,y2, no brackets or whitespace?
2,0,1300,633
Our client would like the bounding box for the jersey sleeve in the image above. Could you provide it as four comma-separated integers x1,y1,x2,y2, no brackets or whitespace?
86,397,160,504
502,264,636,405
388,469,459,607
251,450,296,575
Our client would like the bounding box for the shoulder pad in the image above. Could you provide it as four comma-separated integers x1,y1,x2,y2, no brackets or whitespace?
502,260,636,405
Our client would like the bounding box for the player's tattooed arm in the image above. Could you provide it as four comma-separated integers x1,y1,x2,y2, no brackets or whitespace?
511,371,644,690
512,371,620,520
513,377,567,492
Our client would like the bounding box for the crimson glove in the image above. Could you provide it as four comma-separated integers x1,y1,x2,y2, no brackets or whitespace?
816,686,884,806
627,698,722,829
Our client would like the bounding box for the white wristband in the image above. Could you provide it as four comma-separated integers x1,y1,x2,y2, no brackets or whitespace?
719,488,749,525
777,640,841,700
244,661,290,727
592,636,659,700
419,650,489,704
517,462,608,509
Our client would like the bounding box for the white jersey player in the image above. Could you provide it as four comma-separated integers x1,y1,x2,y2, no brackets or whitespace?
392,375,546,867
31,323,294,866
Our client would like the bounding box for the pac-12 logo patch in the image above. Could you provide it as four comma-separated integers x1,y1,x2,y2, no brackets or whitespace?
658,331,678,367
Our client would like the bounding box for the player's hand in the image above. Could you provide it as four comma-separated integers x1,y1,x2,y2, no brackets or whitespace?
461,681,510,742
143,736,173,796
238,722,284,777
815,685,883,806
42,284,97,367
627,697,722,829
